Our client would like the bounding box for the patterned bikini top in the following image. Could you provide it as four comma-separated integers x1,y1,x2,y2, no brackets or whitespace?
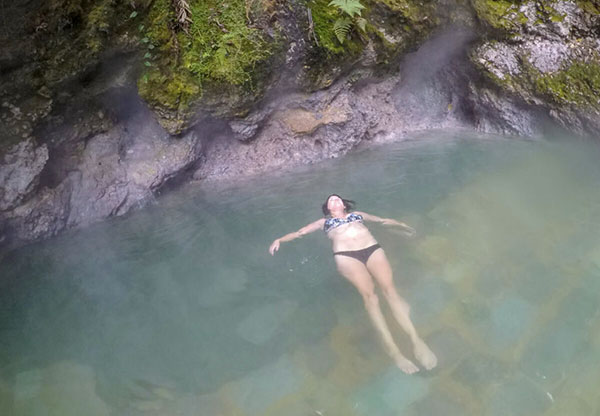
323,212,363,233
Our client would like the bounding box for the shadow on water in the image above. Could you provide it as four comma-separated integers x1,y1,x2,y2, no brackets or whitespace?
1,130,600,415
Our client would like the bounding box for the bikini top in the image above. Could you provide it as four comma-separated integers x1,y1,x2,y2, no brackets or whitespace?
323,212,363,233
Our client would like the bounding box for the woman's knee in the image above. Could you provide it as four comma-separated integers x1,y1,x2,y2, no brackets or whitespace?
382,287,411,313
362,291,379,308
381,284,399,300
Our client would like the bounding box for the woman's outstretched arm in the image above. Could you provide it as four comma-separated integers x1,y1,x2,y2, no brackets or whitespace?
269,218,326,255
355,211,415,233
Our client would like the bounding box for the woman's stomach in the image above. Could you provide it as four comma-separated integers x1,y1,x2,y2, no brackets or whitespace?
328,225,378,252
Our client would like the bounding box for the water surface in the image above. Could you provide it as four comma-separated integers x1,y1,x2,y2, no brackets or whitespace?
1,130,600,415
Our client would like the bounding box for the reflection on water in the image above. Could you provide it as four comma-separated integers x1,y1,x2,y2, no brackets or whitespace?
1,131,600,415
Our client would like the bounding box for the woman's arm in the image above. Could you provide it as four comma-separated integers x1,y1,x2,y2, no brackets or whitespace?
269,218,326,255
355,211,415,231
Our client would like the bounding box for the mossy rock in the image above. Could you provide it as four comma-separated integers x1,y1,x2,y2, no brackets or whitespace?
135,0,281,133
470,0,527,32
532,58,600,109
30,0,142,86
302,0,439,90
575,0,600,15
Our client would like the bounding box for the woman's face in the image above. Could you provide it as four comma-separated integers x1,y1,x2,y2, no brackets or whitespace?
327,195,345,213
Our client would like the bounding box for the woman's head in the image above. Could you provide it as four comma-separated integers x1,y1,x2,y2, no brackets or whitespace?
322,194,355,216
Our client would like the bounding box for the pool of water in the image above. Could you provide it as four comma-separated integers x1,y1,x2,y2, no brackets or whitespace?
1,130,600,415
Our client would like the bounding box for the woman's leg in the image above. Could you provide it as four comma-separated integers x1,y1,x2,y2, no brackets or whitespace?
335,255,419,374
366,248,438,370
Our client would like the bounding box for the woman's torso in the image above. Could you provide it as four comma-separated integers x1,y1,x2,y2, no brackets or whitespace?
324,212,378,252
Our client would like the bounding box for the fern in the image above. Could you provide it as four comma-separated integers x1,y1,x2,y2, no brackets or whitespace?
328,0,365,18
333,17,353,43
356,17,367,32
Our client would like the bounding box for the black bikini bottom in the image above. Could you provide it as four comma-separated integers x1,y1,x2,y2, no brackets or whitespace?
333,244,381,265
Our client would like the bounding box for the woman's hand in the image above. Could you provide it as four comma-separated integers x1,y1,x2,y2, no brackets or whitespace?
269,239,280,255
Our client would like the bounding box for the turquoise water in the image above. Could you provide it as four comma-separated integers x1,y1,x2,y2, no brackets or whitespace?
1,130,600,415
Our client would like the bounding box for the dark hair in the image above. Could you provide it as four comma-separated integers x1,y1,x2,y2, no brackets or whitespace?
322,194,355,216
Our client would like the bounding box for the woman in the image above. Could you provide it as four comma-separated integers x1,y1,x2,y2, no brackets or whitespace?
269,194,437,374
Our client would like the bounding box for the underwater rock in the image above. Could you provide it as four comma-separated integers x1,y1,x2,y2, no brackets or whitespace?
13,361,110,416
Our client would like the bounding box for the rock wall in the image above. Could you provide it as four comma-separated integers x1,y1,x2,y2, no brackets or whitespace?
1,0,599,250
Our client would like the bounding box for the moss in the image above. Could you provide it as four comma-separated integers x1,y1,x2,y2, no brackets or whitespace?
137,68,200,112
471,0,527,31
377,0,432,23
31,0,137,85
302,0,437,89
85,0,116,52
533,59,600,109
576,1,600,15
535,2,566,23
137,0,277,123
307,0,365,56
301,0,367,89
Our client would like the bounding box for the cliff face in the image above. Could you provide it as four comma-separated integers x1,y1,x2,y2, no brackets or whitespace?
1,0,599,249
470,0,600,135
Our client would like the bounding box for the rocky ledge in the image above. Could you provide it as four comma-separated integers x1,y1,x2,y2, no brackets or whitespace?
1,0,599,251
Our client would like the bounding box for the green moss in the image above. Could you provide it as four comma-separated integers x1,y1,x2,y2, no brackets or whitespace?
308,0,365,56
184,1,272,86
471,0,527,31
138,0,277,120
576,1,600,15
534,59,600,109
30,0,139,86
535,2,566,23
85,0,116,52
377,0,430,23
138,68,200,112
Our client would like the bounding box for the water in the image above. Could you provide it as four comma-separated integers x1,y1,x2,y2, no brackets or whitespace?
1,130,600,415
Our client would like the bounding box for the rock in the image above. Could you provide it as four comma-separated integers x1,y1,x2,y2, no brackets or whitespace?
4,0,600,250
277,105,350,135
2,112,201,247
0,139,48,211
470,0,600,137
13,361,110,416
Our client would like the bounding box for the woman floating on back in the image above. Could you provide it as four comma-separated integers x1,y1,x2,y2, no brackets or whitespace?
269,194,437,374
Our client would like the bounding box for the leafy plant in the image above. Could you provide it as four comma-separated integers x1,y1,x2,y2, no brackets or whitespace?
332,17,352,43
329,0,364,17
328,0,367,43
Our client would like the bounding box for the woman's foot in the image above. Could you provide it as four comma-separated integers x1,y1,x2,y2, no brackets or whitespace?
413,338,437,370
393,353,420,374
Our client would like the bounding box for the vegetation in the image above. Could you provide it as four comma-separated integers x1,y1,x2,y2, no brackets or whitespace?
136,0,278,130
533,59,600,109
329,0,367,43
470,0,527,32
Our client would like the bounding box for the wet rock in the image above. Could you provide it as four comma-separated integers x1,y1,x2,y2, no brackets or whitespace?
2,115,201,246
470,0,600,137
5,182,71,242
3,0,600,250
0,139,48,211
